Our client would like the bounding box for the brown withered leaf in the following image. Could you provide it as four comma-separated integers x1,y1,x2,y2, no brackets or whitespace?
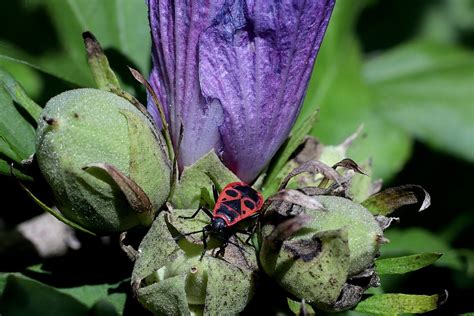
362,185,431,216
119,231,139,261
332,268,380,312
318,158,366,190
128,67,169,131
299,186,329,196
269,189,324,210
83,163,153,217
374,215,400,231
333,158,367,176
279,160,340,190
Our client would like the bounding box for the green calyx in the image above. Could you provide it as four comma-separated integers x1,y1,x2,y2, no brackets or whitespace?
260,195,383,311
132,210,258,315
306,196,383,276
36,88,171,233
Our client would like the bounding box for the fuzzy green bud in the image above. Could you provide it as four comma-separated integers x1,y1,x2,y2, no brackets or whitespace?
132,209,258,315
36,88,171,233
260,195,383,310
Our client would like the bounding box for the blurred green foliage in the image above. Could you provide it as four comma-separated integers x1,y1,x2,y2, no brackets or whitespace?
0,273,125,316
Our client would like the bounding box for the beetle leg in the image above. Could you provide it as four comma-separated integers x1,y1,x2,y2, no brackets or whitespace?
234,229,253,245
179,206,213,220
199,229,208,261
216,242,227,257
238,224,258,245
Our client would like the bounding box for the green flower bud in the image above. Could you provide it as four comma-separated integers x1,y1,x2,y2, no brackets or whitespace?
306,196,383,275
260,195,383,311
36,88,171,233
132,210,258,315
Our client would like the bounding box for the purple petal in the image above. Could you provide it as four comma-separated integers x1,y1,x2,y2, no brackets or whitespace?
148,0,335,182
198,0,335,181
148,0,225,167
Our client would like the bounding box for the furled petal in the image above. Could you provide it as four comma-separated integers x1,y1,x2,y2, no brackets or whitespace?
148,0,225,166
199,0,335,182
148,0,335,182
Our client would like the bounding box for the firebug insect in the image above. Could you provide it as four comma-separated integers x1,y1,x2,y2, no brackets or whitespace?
175,182,264,259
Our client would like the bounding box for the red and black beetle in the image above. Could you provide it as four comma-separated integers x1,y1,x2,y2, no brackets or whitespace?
176,182,264,257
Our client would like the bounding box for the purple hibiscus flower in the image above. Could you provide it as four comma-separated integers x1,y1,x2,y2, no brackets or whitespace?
148,0,335,182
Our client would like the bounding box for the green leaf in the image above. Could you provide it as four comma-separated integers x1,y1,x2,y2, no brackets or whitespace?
375,253,442,275
1,0,150,87
58,283,126,312
0,68,42,121
361,184,431,216
355,293,440,315
0,274,125,316
40,0,150,78
0,39,92,87
0,48,43,100
382,228,464,271
0,274,89,316
287,298,315,315
89,300,120,316
0,78,36,163
297,0,412,180
364,41,474,162
0,159,32,180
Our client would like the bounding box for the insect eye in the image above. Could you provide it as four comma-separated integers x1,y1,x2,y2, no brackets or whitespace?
244,199,255,209
225,189,238,197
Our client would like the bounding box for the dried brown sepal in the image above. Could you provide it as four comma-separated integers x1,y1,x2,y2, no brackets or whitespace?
82,163,153,221
375,215,400,231
299,186,329,196
109,87,150,117
82,31,120,91
330,268,380,312
333,158,367,176
269,189,324,210
119,231,139,262
128,67,167,131
438,290,449,307
279,160,340,191
362,185,431,216
128,66,174,163
318,158,366,190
